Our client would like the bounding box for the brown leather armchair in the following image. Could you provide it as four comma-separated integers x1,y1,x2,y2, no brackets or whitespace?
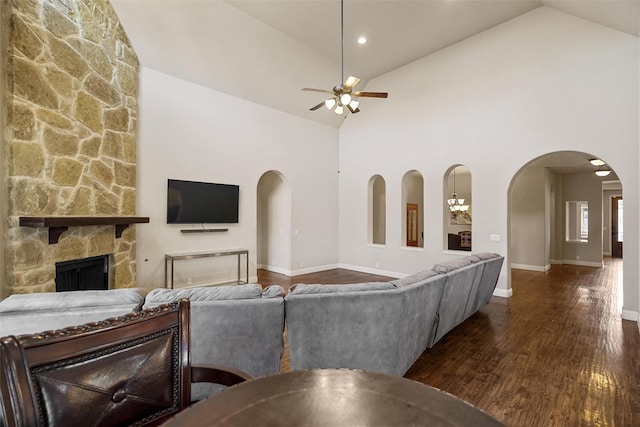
0,299,252,427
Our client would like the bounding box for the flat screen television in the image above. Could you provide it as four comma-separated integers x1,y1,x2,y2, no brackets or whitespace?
167,179,239,224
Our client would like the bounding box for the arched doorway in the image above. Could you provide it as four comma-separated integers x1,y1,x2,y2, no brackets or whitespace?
256,171,292,275
508,151,623,302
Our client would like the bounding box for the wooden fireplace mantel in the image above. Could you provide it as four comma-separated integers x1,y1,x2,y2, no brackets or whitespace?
19,216,150,244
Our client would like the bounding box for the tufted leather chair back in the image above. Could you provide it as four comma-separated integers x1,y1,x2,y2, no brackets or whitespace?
0,300,192,427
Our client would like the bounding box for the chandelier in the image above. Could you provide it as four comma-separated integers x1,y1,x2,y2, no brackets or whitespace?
447,168,469,215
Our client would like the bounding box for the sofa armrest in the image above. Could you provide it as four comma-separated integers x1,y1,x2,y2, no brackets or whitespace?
191,364,253,387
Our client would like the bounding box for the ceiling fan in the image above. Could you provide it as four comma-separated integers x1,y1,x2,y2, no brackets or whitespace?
302,0,388,115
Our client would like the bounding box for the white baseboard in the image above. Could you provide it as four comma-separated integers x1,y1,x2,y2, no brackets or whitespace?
493,287,513,298
510,263,550,272
258,264,292,276
621,309,639,322
562,259,603,268
338,263,404,279
258,263,341,277
603,251,611,256
290,264,339,276
550,259,563,265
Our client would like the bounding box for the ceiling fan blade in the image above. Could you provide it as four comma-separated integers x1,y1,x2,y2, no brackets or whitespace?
309,102,326,111
353,91,388,99
343,76,360,91
302,88,335,95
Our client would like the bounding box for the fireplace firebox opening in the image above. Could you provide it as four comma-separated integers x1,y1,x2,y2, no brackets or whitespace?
55,255,110,292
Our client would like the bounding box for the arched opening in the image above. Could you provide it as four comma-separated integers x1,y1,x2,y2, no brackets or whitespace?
257,170,292,274
507,151,623,307
402,170,424,248
444,165,472,251
368,175,386,245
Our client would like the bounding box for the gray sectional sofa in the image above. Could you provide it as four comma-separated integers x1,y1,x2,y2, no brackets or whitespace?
0,288,147,337
0,284,286,400
285,253,504,375
0,253,502,384
142,285,285,400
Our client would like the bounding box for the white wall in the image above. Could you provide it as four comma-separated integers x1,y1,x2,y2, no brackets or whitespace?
136,67,339,288
338,7,639,314
544,167,554,268
510,167,546,271
560,172,604,266
257,171,291,274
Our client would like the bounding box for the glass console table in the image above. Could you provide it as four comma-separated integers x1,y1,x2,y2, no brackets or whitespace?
164,249,249,289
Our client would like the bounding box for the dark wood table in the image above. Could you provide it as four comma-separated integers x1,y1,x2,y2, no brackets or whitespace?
163,369,504,426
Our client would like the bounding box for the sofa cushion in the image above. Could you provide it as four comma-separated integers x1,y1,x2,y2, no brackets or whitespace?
0,288,147,313
145,284,265,303
432,257,474,274
468,252,500,262
390,270,440,287
289,282,395,295
262,285,285,298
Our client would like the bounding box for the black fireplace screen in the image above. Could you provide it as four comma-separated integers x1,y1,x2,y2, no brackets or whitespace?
55,255,109,292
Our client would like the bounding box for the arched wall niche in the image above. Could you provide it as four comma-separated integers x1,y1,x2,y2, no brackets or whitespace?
444,165,472,251
368,175,386,245
256,170,292,274
402,170,424,248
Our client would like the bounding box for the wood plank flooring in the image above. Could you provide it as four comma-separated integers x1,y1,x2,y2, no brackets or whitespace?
257,258,640,426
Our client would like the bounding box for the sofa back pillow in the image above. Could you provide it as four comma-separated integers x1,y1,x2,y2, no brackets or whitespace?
468,252,500,262
432,257,474,274
261,285,286,298
390,270,440,287
0,288,147,313
289,282,395,295
145,284,268,303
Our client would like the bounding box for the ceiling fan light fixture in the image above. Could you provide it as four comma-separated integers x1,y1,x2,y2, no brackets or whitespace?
589,158,605,166
302,0,388,116
325,98,336,110
340,93,352,105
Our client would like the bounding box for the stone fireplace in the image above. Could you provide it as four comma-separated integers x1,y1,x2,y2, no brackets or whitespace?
2,0,141,296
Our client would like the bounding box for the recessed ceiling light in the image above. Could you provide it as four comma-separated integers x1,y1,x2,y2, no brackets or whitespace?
357,36,367,45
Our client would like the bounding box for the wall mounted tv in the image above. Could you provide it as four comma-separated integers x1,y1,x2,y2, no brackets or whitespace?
167,179,239,224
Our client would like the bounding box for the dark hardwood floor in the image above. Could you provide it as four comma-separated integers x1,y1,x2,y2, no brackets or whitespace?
257,258,640,426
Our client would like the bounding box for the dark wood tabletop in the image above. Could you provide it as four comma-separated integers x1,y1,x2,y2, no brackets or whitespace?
163,369,504,426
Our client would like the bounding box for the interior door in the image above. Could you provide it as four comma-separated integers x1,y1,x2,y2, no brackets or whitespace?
611,196,623,258
406,204,418,247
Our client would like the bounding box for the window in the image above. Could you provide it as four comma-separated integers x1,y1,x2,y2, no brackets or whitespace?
565,201,588,242
617,199,623,242
580,203,588,240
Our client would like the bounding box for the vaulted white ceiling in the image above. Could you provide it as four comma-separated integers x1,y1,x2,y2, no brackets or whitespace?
111,0,639,128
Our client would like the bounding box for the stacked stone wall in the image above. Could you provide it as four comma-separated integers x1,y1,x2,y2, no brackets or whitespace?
2,0,139,294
